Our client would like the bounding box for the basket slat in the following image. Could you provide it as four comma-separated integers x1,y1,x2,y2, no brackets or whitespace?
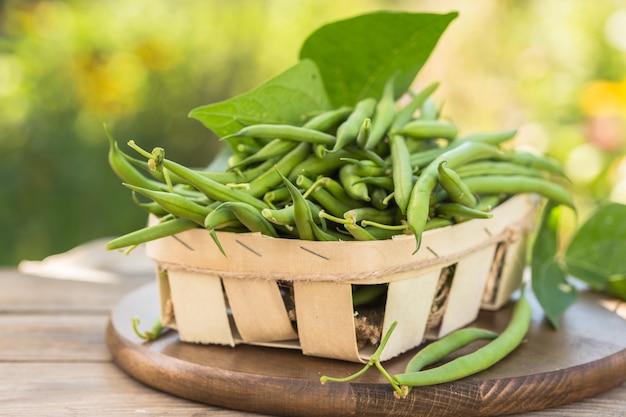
168,270,234,346
293,281,361,362
222,278,297,342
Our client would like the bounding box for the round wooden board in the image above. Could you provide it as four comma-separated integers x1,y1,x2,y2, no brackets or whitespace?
107,283,626,417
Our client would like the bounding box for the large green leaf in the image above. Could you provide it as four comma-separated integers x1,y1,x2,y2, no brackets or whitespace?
188,58,331,138
564,202,626,300
531,201,577,329
299,11,457,107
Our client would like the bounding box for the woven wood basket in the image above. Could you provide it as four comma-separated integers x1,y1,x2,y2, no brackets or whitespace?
145,193,539,362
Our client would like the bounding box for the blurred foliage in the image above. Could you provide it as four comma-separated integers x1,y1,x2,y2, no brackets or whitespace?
1,0,625,265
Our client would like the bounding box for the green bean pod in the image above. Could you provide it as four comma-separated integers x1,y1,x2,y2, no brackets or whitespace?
123,184,211,225
389,133,414,214
355,118,372,149
229,139,297,170
398,120,458,141
106,217,197,250
437,161,478,208
393,294,531,388
296,175,354,217
461,175,573,207
339,164,371,202
162,158,268,210
247,142,311,198
365,75,397,149
288,149,352,181
435,202,493,220
225,124,336,146
332,97,377,153
279,170,315,240
261,200,323,227
106,128,164,190
302,106,354,131
404,327,500,374
211,201,278,237
455,161,547,179
419,97,439,121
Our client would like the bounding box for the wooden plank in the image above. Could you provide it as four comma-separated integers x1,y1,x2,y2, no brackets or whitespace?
0,269,151,312
0,363,264,416
1,314,111,361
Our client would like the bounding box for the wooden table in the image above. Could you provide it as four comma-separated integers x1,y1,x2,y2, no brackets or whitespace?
3,267,626,416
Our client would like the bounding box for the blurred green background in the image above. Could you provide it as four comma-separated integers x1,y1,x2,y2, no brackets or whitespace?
2,0,625,265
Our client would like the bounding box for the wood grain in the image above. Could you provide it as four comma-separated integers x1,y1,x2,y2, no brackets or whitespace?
108,282,626,417
2,268,626,416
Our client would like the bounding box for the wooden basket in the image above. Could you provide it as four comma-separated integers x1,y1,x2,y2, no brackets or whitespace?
145,194,539,363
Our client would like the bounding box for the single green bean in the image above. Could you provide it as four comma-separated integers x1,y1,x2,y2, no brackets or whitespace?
302,106,354,131
355,118,372,149
435,202,493,220
339,164,371,202
398,120,458,141
462,175,573,208
365,74,397,149
288,149,352,181
224,124,336,146
437,161,478,208
279,170,315,240
106,217,197,250
393,294,531,389
229,139,297,170
332,97,377,153
419,97,439,121
389,133,414,214
455,161,547,179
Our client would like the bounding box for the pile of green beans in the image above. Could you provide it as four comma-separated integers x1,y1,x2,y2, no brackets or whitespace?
106,78,572,253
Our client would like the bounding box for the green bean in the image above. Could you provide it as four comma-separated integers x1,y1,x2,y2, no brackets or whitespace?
339,164,371,202
302,106,354,131
404,328,500,373
355,118,372,148
419,97,439,121
406,142,505,252
247,142,310,197
211,201,278,238
398,120,458,140
225,124,336,146
106,217,197,250
365,74,397,149
296,175,354,217
461,175,574,207
389,133,414,214
331,97,377,153
343,145,387,167
263,186,290,208
123,184,211,225
279,169,315,240
314,176,365,209
507,150,566,176
424,217,453,231
391,82,440,130
106,127,163,190
435,202,493,220
342,159,387,177
437,161,478,208
344,207,396,225
393,294,531,389
454,129,518,147
308,218,343,241
161,158,268,211
354,175,394,192
204,205,241,231
229,139,297,170
455,161,547,179
261,200,323,227
370,187,391,210
288,149,352,181
131,191,169,217
345,222,378,241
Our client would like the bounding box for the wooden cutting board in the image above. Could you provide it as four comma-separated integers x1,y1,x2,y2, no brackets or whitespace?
106,283,626,417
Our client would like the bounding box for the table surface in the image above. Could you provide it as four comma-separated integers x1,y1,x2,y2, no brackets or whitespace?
3,267,626,417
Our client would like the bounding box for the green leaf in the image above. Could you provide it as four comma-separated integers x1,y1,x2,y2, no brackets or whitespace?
531,201,577,329
299,11,457,107
564,202,626,299
188,58,331,138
